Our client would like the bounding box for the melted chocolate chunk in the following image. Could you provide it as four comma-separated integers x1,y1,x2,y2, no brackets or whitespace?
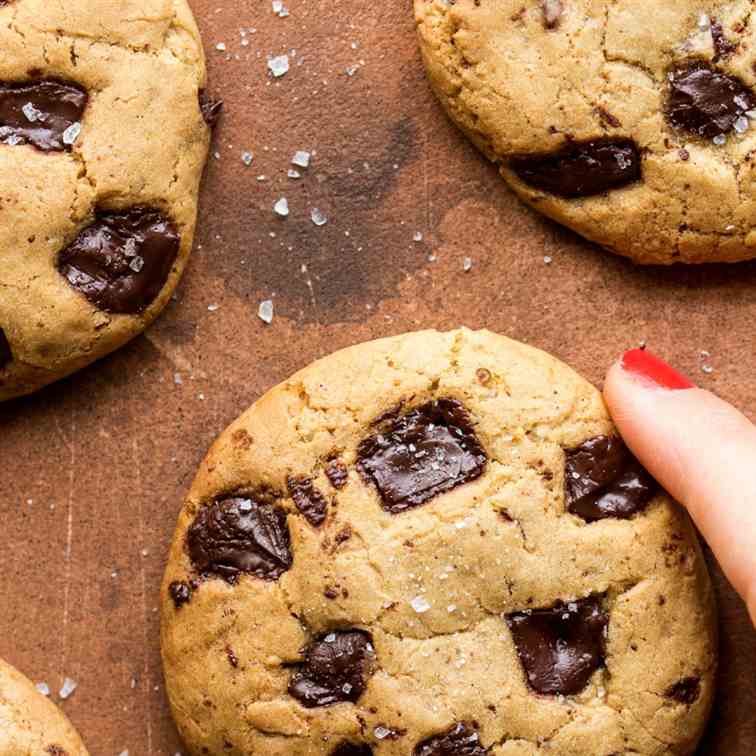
511,138,641,198
0,79,87,152
288,630,375,707
288,476,328,527
187,496,292,582
666,676,701,704
57,208,180,314
667,62,755,138
565,435,657,522
325,458,349,489
168,580,193,609
506,596,608,695
710,19,737,62
0,328,11,369
332,744,373,756
357,399,487,514
198,90,223,128
414,723,488,756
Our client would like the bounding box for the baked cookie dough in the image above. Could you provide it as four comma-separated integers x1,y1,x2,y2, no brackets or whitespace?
415,0,756,264
161,328,717,755
0,0,217,401
0,658,88,755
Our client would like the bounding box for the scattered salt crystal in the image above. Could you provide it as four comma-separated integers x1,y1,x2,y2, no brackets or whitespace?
258,299,274,324
118,751,129,756
413,231,423,242
747,110,756,120
698,13,710,30
447,604,457,613
702,364,714,374
288,168,301,179
62,122,82,145
123,238,138,257
324,633,337,642
374,726,392,740
207,303,219,312
241,151,254,166
463,256,472,272
713,134,726,146
36,682,50,696
272,0,289,16
310,207,328,226
544,255,553,264
59,677,78,700
173,373,183,385
345,65,360,77
215,42,226,52
128,256,144,273
268,54,290,78
410,595,431,613
22,102,44,122
274,197,289,217
292,150,311,168
733,115,750,134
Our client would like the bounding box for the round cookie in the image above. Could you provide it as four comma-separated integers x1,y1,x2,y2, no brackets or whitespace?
414,0,756,264
0,658,88,755
0,0,217,401
161,328,717,756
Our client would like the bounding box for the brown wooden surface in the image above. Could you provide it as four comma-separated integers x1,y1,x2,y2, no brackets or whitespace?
1,2,754,753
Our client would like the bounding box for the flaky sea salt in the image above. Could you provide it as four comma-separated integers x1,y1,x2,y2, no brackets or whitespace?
22,102,44,122
411,595,431,613
288,169,301,179
241,151,254,166
463,257,472,272
734,115,750,134
374,726,392,740
59,677,78,700
62,122,82,145
258,299,274,324
272,0,289,17
713,134,727,145
36,682,50,696
292,150,311,168
129,256,144,273
413,231,423,242
310,207,328,226
274,197,289,217
268,54,290,77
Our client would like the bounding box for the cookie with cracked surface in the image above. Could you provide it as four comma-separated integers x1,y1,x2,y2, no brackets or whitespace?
0,0,216,400
415,0,756,264
161,328,716,755
0,658,88,755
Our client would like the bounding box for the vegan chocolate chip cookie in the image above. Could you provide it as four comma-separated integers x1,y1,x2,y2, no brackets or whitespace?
415,1,756,264
0,658,88,755
161,329,716,755
0,0,217,400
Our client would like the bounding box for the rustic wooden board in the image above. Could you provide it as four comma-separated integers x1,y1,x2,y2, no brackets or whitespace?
1,1,754,753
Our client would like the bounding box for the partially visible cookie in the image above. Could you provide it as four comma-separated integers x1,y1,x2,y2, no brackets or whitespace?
161,328,716,755
0,658,88,755
415,0,756,264
0,0,215,401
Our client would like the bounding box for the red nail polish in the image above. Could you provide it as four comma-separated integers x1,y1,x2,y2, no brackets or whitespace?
621,349,695,390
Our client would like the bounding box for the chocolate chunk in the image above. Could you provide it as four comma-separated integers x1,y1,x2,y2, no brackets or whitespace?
325,458,349,489
710,19,737,61
0,79,87,152
288,630,375,707
666,676,701,704
511,138,641,198
288,475,328,527
542,0,563,29
565,435,657,522
332,744,373,756
357,399,487,514
0,328,11,369
198,90,223,128
414,723,488,756
168,580,193,609
667,62,755,138
57,208,180,314
187,496,292,583
506,596,608,695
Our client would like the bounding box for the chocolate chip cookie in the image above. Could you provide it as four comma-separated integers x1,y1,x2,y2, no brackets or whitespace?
0,0,216,400
415,1,756,264
0,658,88,755
161,329,716,755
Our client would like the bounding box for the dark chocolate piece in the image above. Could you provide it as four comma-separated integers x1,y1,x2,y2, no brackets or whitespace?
288,630,375,708
325,458,349,489
506,595,608,695
168,580,193,609
57,208,180,314
666,676,701,704
414,723,488,756
198,90,223,128
187,496,292,583
0,79,87,152
565,435,657,522
0,328,11,369
357,399,487,514
511,138,641,198
332,744,373,756
666,62,755,138
288,476,328,527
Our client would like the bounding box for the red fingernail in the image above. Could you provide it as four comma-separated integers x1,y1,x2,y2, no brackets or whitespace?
621,348,695,390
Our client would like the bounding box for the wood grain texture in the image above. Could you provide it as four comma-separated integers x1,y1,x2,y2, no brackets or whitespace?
0,1,754,753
